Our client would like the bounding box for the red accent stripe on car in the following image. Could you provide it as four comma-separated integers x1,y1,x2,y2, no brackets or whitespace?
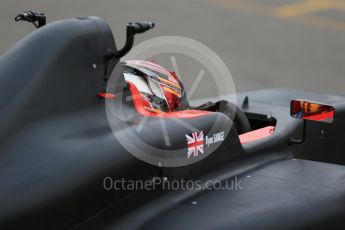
97,92,116,99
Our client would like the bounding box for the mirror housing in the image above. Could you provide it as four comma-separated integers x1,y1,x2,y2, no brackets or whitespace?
290,99,335,123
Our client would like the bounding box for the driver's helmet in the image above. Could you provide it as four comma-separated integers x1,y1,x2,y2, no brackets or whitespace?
122,60,189,113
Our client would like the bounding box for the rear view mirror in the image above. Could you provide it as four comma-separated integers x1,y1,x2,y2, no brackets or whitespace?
290,100,335,123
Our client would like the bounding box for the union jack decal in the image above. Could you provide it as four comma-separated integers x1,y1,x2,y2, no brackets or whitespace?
185,131,204,158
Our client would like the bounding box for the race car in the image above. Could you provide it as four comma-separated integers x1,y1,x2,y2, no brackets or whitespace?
0,11,345,229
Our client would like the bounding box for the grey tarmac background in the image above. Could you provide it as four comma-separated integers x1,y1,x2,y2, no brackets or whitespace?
0,0,344,97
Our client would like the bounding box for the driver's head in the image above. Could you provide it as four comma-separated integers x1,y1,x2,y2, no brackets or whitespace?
122,60,189,113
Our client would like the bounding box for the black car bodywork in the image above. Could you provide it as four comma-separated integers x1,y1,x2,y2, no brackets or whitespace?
1,16,345,229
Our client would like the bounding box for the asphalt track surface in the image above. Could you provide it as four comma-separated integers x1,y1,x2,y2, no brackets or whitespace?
1,0,344,98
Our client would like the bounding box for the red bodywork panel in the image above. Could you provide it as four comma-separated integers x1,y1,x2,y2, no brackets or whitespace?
239,126,275,144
